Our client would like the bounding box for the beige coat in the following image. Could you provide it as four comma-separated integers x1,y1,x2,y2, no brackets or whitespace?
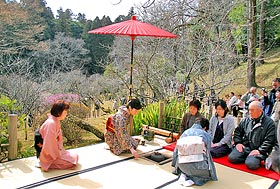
271,100,280,127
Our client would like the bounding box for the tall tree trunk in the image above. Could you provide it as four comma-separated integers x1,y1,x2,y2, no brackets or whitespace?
247,0,257,88
259,0,266,65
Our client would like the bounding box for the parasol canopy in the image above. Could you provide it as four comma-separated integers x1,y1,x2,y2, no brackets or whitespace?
88,15,177,98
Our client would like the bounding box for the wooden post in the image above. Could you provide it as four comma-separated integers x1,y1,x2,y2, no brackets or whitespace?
8,114,18,160
158,101,164,129
128,116,133,136
90,98,94,118
25,115,28,140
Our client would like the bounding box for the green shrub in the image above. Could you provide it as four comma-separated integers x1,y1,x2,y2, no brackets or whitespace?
133,98,188,134
0,95,25,145
133,102,159,135
18,142,36,158
163,98,188,132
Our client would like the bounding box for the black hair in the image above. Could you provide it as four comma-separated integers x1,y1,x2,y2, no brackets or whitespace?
261,87,267,94
276,87,280,92
189,99,201,110
50,100,70,117
126,98,142,110
215,99,229,118
272,78,280,83
199,118,209,131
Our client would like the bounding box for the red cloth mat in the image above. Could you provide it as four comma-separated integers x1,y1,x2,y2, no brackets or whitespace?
163,143,280,180
163,142,176,151
213,155,280,181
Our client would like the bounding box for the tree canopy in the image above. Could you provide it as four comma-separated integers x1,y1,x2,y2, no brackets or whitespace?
0,0,280,118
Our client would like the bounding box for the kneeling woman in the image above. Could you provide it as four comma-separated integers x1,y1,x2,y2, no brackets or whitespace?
104,98,142,158
172,118,218,187
208,99,235,158
39,100,79,172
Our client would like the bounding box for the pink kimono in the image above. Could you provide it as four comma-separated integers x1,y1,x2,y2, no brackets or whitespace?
39,114,78,171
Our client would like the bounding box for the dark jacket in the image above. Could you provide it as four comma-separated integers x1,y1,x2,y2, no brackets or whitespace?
233,113,276,158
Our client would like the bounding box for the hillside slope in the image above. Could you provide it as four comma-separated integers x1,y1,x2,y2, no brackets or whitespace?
222,52,280,96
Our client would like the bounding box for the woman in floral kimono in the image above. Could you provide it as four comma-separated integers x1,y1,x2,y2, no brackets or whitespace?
172,118,218,187
104,98,142,158
38,100,79,171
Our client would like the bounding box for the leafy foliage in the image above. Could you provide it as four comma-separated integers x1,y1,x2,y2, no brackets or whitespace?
0,95,25,145
133,98,188,134
228,1,247,53
0,0,45,57
82,16,115,75
162,98,188,132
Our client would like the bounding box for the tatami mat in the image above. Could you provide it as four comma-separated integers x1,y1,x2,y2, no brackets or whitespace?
0,136,278,189
163,163,278,189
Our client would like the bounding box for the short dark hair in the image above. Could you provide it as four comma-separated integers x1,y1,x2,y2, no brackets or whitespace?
189,99,201,110
199,118,209,131
215,99,229,118
126,98,142,110
272,78,280,83
50,100,70,117
276,87,280,92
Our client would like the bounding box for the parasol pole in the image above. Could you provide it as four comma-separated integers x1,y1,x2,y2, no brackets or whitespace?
129,36,135,100
128,36,135,136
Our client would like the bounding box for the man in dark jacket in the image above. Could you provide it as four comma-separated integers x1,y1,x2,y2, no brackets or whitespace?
228,101,276,170
263,78,280,116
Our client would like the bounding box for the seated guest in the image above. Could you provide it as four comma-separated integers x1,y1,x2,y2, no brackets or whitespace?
271,147,280,173
180,99,204,135
228,101,276,170
104,98,142,158
227,92,237,112
208,99,235,158
172,118,218,187
271,87,280,173
241,87,260,118
38,100,79,172
232,94,245,117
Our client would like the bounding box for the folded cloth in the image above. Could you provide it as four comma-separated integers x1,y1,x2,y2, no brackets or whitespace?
178,154,204,163
177,136,206,156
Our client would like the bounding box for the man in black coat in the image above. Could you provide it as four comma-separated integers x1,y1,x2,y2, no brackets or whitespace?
228,101,276,170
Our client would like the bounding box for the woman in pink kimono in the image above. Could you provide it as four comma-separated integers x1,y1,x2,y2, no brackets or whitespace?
39,100,79,171
104,98,142,158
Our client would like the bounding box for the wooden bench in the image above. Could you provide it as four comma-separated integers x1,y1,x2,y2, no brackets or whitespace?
142,125,180,139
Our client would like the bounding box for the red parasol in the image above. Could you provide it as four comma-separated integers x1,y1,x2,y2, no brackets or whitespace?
88,15,177,98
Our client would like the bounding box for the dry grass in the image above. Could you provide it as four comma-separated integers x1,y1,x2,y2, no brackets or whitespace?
221,55,280,97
